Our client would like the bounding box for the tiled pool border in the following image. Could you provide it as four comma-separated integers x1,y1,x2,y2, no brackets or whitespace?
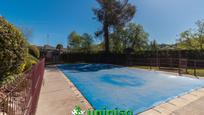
57,65,204,115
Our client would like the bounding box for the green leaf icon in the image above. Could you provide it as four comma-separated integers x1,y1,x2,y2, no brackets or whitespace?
72,106,85,115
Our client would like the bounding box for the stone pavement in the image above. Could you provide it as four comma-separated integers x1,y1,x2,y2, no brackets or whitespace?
36,65,92,115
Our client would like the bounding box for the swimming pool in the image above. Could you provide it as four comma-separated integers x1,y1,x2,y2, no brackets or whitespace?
58,64,204,114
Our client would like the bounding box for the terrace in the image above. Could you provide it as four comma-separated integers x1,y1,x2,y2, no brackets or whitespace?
1,0,204,115
36,64,204,115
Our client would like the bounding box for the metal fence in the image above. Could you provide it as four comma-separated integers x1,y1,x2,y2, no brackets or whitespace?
54,53,204,76
0,58,45,115
129,58,204,76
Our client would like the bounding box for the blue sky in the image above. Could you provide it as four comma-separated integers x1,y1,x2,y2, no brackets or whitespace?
0,0,204,47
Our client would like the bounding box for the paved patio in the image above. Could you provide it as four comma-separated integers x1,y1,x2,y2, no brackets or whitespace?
36,65,204,115
36,66,92,115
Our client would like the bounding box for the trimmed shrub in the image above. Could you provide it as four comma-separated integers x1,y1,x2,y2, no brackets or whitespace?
29,45,40,59
0,17,27,80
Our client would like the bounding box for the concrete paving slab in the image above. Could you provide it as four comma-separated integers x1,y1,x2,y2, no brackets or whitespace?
181,94,198,102
169,98,188,107
36,66,92,115
139,109,161,115
170,96,204,115
153,106,171,115
158,103,177,112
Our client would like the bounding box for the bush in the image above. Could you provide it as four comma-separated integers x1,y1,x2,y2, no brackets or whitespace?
0,54,38,85
29,45,40,59
14,54,37,73
24,54,37,70
0,17,27,80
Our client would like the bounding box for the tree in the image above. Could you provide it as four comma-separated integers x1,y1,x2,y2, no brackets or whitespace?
177,20,204,50
195,20,204,50
29,45,40,58
56,44,63,52
81,33,93,53
68,31,82,52
126,23,149,51
177,30,194,50
93,0,136,53
110,27,127,53
149,40,159,51
110,23,149,52
67,32,94,53
0,17,28,78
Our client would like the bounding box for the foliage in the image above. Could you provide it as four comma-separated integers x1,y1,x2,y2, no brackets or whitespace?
195,20,204,49
0,54,37,85
56,44,63,51
68,31,82,51
125,23,149,51
29,45,40,58
0,17,38,85
93,0,136,52
24,54,37,71
14,54,37,74
91,42,104,53
159,43,176,50
149,40,159,51
110,23,149,52
177,30,195,50
110,27,127,53
67,31,93,53
0,17,28,80
177,19,204,50
81,33,93,53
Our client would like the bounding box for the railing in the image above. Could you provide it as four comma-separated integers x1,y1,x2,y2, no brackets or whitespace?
45,52,204,76
58,53,204,76
145,58,204,76
0,58,45,115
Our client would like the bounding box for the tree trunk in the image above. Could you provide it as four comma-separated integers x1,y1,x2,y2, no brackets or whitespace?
103,23,109,53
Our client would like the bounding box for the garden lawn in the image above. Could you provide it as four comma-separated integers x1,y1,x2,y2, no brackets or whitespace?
132,66,204,77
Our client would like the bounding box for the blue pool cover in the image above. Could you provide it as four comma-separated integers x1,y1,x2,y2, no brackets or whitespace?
58,64,204,114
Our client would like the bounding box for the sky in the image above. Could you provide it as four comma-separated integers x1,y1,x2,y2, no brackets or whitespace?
0,0,204,47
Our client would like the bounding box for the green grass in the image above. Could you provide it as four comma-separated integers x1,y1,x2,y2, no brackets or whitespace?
131,66,204,77
186,69,204,77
